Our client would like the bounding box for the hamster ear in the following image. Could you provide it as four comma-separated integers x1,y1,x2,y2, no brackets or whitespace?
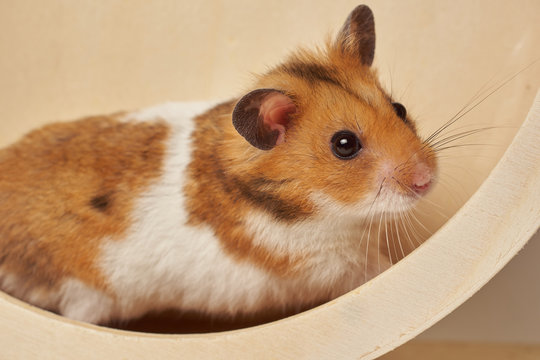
232,89,296,150
336,5,376,66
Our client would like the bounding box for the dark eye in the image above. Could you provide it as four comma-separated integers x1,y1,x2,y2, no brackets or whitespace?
392,102,407,120
331,130,361,160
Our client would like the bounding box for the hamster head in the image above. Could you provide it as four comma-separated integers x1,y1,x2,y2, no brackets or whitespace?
231,5,437,220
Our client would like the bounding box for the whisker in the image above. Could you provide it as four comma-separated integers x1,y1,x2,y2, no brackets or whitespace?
414,203,450,222
398,202,417,250
425,59,539,144
436,153,499,161
384,211,394,266
401,209,423,247
393,214,405,259
429,127,498,148
409,207,433,236
435,178,471,208
363,206,377,283
434,143,501,152
362,177,387,283
377,209,386,272
438,160,487,178
424,76,497,144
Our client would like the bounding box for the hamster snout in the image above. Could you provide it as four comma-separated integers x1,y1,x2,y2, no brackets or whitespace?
372,127,437,214
411,162,433,194
379,156,435,200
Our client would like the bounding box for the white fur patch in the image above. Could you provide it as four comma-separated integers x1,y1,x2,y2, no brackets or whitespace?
100,102,283,320
57,278,114,324
310,188,418,220
243,206,390,295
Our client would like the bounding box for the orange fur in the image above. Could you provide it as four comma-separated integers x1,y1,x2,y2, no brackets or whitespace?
185,39,436,275
185,102,308,278
0,116,169,294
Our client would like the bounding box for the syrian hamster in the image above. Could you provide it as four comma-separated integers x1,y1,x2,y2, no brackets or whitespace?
0,5,436,325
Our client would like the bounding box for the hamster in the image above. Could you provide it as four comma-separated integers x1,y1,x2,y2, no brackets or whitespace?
0,5,436,325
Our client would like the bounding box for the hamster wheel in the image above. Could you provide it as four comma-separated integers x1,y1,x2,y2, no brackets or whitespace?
0,91,538,359
0,0,540,360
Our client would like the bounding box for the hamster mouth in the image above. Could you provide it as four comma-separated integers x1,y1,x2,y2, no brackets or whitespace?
412,180,433,196
367,186,428,215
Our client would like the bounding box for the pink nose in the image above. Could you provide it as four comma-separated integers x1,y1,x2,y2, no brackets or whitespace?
412,163,432,194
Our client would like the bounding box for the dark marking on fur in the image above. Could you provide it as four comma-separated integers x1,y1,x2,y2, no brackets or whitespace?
280,61,362,100
248,177,293,189
282,62,342,88
209,157,307,222
234,177,310,222
90,194,111,212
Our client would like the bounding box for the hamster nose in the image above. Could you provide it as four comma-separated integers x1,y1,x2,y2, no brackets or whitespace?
411,163,432,194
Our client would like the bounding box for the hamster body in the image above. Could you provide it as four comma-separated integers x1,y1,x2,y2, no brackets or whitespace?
0,5,436,325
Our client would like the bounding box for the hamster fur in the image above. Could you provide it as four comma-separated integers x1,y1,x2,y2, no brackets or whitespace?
0,5,436,325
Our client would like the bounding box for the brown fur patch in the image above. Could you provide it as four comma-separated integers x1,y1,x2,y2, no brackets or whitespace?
0,115,169,296
185,101,309,278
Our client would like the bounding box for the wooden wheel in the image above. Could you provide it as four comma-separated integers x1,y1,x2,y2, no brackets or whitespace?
1,1,539,359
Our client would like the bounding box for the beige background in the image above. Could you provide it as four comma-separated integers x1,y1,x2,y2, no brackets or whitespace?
0,0,539,345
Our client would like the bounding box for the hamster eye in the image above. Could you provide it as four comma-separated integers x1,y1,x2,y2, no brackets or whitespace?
392,102,407,120
331,130,361,160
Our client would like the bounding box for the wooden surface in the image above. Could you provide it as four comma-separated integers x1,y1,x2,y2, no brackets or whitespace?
381,341,540,360
1,1,539,359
